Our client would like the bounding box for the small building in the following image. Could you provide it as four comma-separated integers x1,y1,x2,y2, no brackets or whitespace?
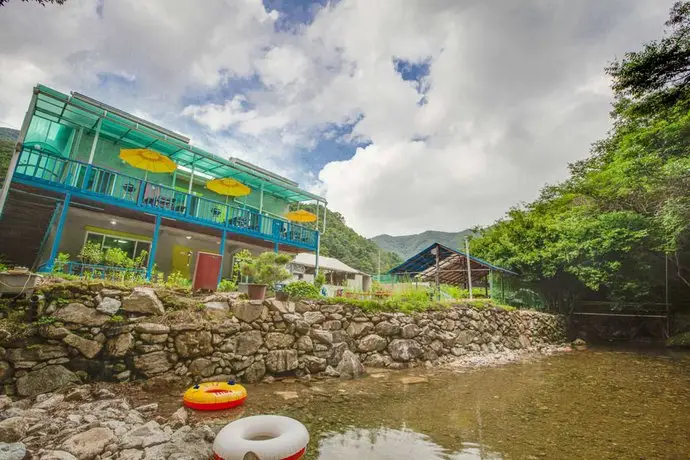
288,253,371,294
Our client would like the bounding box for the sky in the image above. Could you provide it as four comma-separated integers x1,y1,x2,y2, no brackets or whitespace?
0,0,677,237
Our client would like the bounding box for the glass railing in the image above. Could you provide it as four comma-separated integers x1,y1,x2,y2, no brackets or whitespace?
14,148,318,249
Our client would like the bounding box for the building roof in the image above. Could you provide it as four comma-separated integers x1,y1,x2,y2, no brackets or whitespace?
291,253,369,276
31,84,325,204
387,242,517,284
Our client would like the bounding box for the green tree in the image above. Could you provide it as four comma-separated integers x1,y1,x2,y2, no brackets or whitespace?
0,0,66,6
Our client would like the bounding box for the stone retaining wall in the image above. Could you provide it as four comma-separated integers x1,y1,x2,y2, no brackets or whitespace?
0,283,567,397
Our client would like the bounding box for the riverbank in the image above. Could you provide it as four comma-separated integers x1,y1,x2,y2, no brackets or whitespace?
0,344,572,459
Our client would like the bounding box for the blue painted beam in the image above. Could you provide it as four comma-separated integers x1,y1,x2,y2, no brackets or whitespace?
218,229,227,286
147,215,161,280
45,192,71,271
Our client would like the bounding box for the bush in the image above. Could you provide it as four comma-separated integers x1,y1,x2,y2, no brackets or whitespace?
79,241,103,264
104,247,133,268
314,272,326,289
53,252,70,273
283,281,320,299
240,252,293,286
166,270,191,289
218,279,238,292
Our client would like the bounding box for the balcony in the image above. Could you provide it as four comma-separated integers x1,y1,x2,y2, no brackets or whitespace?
13,147,318,251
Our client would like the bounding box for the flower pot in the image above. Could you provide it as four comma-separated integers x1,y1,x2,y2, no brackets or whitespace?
247,284,267,301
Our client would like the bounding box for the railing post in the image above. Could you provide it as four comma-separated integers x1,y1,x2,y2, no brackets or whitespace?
146,215,161,281
136,179,145,206
217,229,227,287
82,165,93,192
44,192,71,272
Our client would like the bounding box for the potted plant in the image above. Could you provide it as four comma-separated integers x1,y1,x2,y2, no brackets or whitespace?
239,252,292,301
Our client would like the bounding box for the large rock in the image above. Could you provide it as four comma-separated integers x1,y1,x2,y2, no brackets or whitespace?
310,329,333,346
295,335,313,352
401,324,421,339
303,311,325,325
121,421,171,449
0,361,12,383
455,330,476,346
357,334,387,352
329,342,349,367
302,355,327,373
265,333,295,349
174,330,213,358
38,325,70,340
346,321,374,338
0,417,29,442
135,323,170,334
388,339,424,362
6,344,68,363
133,352,175,377
188,358,215,377
265,299,295,314
106,333,134,357
335,350,365,379
375,321,401,337
122,288,165,316
54,303,109,327
63,334,103,359
265,350,298,373
96,297,121,315
243,360,266,383
0,442,26,460
40,451,78,460
234,331,263,356
15,365,79,397
62,427,115,460
231,301,264,323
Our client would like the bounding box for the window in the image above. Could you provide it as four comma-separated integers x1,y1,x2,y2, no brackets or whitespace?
84,231,151,261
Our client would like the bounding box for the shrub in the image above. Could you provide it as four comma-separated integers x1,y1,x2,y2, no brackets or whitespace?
218,279,238,292
314,272,326,289
240,252,293,286
108,315,124,323
36,316,56,325
283,281,320,299
53,252,70,273
232,249,253,284
104,247,133,268
166,270,191,289
79,241,103,265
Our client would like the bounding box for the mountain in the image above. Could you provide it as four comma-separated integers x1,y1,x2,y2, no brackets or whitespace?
0,127,19,142
291,204,403,275
371,229,474,260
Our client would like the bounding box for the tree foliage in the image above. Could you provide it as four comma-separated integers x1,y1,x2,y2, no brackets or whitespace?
0,0,66,6
472,2,690,311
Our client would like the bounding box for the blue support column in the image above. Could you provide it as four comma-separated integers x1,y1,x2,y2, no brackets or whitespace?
45,192,71,272
217,230,227,286
146,215,161,280
274,242,279,253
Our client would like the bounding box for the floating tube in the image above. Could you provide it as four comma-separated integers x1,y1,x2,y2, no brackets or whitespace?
213,415,309,460
183,381,247,411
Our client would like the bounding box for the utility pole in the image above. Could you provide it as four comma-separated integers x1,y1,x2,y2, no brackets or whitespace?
465,237,473,300
377,248,381,281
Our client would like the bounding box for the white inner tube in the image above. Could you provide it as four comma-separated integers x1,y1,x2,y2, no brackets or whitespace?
213,415,309,460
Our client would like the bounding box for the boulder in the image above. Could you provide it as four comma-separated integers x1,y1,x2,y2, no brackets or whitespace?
38,325,70,340
15,365,79,397
265,333,295,349
118,450,143,460
203,301,228,312
39,451,78,460
243,360,266,383
346,321,374,338
33,393,65,410
295,335,313,352
455,330,475,346
265,299,295,314
388,339,424,362
188,358,215,377
375,321,401,337
174,330,213,358
62,427,115,460
328,342,349,367
106,333,134,357
363,353,390,367
140,333,168,344
121,421,171,449
0,443,26,460
96,297,121,315
6,344,68,363
357,334,387,352
121,288,165,316
310,329,333,346
234,331,263,356
302,355,327,373
63,334,103,359
135,323,170,334
54,303,109,326
303,311,325,325
335,350,365,379
401,324,421,339
231,301,264,323
133,352,175,377
0,417,29,442
265,350,298,373
0,360,13,383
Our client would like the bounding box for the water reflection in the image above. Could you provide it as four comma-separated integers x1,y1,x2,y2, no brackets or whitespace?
317,427,503,459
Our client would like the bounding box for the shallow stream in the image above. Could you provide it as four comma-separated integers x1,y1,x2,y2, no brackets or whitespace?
131,347,690,459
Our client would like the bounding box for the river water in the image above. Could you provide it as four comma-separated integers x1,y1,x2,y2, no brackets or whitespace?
137,347,690,459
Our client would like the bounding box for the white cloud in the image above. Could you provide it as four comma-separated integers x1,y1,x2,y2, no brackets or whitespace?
0,0,677,238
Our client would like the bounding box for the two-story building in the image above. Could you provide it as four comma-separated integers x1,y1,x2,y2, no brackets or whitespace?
0,85,326,282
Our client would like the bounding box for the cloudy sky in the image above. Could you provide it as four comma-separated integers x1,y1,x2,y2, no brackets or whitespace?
0,0,676,237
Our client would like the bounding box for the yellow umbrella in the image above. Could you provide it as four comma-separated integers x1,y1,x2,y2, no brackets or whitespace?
119,149,176,180
205,177,251,204
285,209,317,223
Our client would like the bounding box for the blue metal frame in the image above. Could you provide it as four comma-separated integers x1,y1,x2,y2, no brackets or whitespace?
45,192,71,272
218,230,227,286
13,148,318,253
47,261,146,279
147,215,161,280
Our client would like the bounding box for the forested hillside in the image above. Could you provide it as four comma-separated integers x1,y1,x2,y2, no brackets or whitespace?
291,204,402,275
372,229,473,259
472,2,690,311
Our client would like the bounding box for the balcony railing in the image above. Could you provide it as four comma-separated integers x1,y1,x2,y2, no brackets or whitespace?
14,148,318,250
